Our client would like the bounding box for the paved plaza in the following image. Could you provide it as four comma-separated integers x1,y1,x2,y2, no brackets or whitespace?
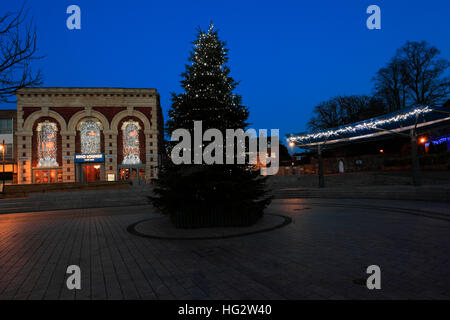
0,198,449,300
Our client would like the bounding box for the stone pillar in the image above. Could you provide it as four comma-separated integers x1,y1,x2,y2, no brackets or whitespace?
104,131,118,181
61,132,75,182
16,132,32,184
145,129,158,181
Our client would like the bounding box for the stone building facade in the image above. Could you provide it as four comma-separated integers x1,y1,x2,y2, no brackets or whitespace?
15,87,164,184
0,109,17,185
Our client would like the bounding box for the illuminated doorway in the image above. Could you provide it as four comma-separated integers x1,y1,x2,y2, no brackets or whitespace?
118,164,146,184
33,168,63,183
82,164,101,182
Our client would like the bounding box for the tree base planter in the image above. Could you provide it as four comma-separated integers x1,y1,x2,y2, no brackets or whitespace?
170,207,264,229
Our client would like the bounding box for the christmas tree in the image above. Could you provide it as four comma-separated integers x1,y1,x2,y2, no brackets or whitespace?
152,23,271,228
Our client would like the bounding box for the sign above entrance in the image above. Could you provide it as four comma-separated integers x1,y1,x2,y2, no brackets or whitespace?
74,153,104,163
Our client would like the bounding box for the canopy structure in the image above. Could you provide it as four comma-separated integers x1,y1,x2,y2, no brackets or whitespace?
287,106,450,149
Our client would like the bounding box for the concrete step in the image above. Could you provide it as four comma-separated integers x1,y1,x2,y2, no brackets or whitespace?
0,185,154,214
271,186,450,202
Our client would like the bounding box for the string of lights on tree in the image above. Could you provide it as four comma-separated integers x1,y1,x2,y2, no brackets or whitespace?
288,106,433,144
167,22,248,134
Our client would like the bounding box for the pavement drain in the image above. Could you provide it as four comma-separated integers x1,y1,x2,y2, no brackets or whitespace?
192,246,226,257
352,278,366,286
294,207,311,211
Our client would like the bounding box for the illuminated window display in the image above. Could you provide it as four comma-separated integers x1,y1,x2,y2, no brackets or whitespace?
80,120,101,154
37,122,59,167
122,121,141,164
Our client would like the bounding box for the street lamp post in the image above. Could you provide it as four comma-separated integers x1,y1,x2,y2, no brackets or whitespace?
317,144,325,188
0,141,5,192
294,141,326,188
289,141,294,166
410,129,422,186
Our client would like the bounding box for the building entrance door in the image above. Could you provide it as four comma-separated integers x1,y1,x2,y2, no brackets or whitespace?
33,168,63,183
338,160,345,173
118,166,146,184
83,164,101,182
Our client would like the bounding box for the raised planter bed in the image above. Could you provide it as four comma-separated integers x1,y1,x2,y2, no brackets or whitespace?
170,204,265,229
2,180,131,197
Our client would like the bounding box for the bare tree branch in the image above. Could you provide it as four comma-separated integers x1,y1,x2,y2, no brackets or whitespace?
0,2,43,103
307,95,386,131
373,41,449,109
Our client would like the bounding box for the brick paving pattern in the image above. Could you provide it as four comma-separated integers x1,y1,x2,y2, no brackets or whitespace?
0,199,449,299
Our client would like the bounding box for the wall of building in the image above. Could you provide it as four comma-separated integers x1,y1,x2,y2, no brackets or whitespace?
14,87,163,184
0,109,17,184
276,154,386,175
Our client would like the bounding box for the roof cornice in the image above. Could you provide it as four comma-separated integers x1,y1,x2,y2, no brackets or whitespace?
16,87,158,97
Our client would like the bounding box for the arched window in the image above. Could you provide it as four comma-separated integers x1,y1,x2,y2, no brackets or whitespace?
80,120,101,154
122,121,141,164
37,121,59,167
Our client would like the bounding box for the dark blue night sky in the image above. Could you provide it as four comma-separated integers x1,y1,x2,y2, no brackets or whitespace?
1,0,449,139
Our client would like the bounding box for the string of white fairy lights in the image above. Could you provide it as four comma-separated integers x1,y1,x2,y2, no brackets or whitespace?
288,106,433,144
